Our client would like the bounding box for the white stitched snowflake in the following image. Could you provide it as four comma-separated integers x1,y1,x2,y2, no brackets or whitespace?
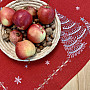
76,6,80,10
14,76,22,85
25,65,28,69
45,60,50,65
80,17,84,21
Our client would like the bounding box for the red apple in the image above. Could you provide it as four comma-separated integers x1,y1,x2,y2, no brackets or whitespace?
9,30,23,45
1,7,15,26
25,6,37,17
16,40,36,60
27,24,46,43
12,9,32,30
37,5,55,24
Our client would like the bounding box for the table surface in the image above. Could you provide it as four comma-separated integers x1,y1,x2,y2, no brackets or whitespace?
61,60,90,90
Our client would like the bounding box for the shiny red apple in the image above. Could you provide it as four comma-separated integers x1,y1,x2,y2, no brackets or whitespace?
12,9,32,30
1,7,15,26
16,40,36,60
25,6,37,17
9,30,23,45
27,24,46,43
37,5,55,24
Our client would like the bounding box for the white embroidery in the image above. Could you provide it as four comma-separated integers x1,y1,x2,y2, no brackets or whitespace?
58,15,64,19
63,23,76,29
34,58,71,90
64,39,78,47
14,76,22,85
77,28,86,39
80,17,85,21
56,10,88,58
45,60,50,65
68,26,81,35
80,17,90,31
76,6,80,10
25,65,28,69
61,19,70,24
0,82,8,90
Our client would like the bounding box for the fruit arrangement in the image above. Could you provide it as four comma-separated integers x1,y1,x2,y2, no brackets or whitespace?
0,4,56,60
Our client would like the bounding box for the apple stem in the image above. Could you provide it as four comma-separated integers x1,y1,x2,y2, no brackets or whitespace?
16,33,20,37
46,6,50,8
40,27,44,33
40,27,43,31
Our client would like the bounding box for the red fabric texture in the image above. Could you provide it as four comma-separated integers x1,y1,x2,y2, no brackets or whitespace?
0,0,90,90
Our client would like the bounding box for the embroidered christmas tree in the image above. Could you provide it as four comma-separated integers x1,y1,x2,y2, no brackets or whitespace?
56,10,87,58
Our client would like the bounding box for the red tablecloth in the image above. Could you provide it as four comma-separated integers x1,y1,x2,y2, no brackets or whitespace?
0,0,90,90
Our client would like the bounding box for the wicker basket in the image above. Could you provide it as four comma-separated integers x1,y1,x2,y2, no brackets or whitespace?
0,0,61,62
